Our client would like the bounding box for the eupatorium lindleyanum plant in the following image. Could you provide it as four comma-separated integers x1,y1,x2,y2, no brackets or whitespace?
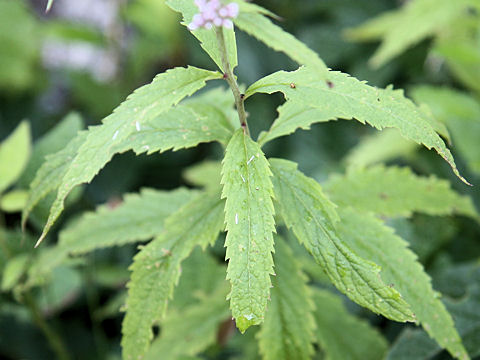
24,0,479,359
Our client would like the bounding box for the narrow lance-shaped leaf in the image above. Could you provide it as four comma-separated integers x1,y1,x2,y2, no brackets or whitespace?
343,128,417,169
26,188,194,288
113,101,234,155
19,112,83,187
60,188,195,254
121,191,225,360
36,66,221,246
336,207,469,360
0,121,31,194
234,5,327,74
22,131,87,229
166,0,237,72
257,236,316,360
221,129,276,333
248,67,468,184
344,0,473,67
183,160,222,191
270,158,415,322
313,289,388,360
411,85,480,175
324,166,478,219
145,285,230,360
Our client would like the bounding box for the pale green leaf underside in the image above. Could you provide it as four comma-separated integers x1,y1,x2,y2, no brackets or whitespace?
313,289,388,360
221,129,276,333
258,237,315,360
324,166,478,219
145,285,229,360
270,158,415,322
247,67,467,184
26,188,193,288
234,8,327,74
166,0,237,72
343,128,418,169
35,66,221,246
336,208,469,360
122,191,225,360
0,121,31,194
345,0,472,67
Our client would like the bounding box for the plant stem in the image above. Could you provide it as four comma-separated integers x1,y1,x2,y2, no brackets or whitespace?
215,27,250,136
24,292,72,360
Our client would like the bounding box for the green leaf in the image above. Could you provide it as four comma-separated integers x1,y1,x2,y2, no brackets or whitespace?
1,254,29,292
411,86,480,175
166,0,237,72
270,158,415,322
114,100,234,155
145,285,230,360
19,112,83,187
324,166,478,219
36,66,221,246
234,8,327,74
387,328,443,360
59,188,194,254
247,67,467,184
22,131,88,229
257,236,315,360
26,188,193,288
0,189,28,213
344,0,473,67
171,248,227,311
344,129,418,169
121,191,225,360
37,265,82,314
336,207,469,360
313,289,388,360
257,101,335,146
0,121,31,194
221,129,276,333
183,160,222,191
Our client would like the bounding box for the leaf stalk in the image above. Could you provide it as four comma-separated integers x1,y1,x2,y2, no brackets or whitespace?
215,27,250,136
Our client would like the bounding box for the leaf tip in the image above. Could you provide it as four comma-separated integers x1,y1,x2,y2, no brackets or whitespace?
45,0,54,13
235,315,257,333
34,233,46,248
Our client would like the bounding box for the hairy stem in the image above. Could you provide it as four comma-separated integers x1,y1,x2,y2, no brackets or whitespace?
24,292,72,360
215,27,250,135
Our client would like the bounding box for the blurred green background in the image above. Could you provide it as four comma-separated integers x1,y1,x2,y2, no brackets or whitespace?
1,0,479,359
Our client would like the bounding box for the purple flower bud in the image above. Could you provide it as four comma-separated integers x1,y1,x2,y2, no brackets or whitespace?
213,16,223,26
188,0,239,31
188,13,205,30
225,3,239,18
218,6,229,17
194,0,207,10
203,7,216,20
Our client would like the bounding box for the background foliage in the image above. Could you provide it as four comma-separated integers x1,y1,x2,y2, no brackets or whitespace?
0,0,479,359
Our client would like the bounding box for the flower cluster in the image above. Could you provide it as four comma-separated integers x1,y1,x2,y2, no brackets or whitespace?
188,0,239,31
